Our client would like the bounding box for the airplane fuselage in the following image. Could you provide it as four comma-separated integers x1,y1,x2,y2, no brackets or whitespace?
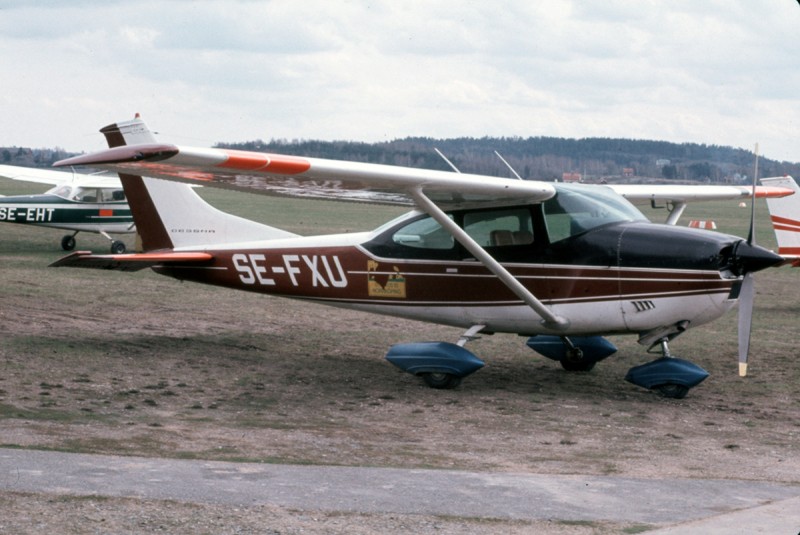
0,194,133,233
154,216,748,337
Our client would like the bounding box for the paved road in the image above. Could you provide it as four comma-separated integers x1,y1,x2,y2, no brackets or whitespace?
0,448,798,532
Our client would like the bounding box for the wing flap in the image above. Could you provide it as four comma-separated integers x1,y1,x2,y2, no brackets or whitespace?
50,251,214,271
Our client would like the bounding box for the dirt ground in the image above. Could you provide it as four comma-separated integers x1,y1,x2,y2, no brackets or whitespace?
1,188,799,533
2,264,800,533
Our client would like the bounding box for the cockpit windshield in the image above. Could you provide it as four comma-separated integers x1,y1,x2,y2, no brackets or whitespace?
543,183,647,243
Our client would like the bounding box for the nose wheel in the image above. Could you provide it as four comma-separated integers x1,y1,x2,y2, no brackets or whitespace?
653,383,689,399
625,338,709,399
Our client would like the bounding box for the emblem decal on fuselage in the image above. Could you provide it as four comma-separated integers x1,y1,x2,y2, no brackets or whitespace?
367,260,406,298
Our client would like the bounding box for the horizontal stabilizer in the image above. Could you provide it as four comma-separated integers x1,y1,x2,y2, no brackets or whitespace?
50,250,214,271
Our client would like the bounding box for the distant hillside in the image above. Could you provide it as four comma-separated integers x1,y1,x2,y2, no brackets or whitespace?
219,136,800,184
5,136,799,185
1,147,72,168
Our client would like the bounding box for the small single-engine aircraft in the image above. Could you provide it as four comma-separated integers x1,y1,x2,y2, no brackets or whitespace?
51,116,789,398
760,175,800,266
0,164,133,253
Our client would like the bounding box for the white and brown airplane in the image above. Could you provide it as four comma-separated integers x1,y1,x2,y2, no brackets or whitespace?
51,116,791,398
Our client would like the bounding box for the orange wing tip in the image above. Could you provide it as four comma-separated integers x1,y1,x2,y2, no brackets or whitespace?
739,362,748,377
754,186,794,198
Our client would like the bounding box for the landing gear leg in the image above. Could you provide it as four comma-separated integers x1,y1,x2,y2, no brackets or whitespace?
100,231,126,254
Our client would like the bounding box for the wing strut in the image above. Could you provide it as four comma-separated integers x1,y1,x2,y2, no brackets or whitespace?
665,202,687,225
409,188,570,331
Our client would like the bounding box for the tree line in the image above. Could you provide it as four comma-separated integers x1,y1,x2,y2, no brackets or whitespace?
219,136,800,184
4,136,799,184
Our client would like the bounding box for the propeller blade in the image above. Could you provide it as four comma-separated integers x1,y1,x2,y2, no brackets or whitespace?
747,143,759,245
737,272,755,377
738,144,760,377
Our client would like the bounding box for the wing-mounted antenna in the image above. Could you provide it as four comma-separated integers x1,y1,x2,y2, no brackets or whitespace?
494,151,524,180
434,148,461,173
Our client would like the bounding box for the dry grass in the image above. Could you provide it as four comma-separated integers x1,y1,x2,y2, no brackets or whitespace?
1,178,799,533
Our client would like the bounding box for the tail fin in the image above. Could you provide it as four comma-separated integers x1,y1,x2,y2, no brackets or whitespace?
760,176,800,261
98,114,299,251
126,176,298,251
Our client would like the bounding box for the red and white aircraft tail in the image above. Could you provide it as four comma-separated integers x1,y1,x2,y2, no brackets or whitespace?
760,175,800,266
103,115,298,252
124,175,298,251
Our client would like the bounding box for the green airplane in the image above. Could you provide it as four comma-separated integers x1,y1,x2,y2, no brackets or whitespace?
0,164,133,253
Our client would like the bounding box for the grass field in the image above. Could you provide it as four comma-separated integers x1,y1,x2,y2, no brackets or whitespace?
1,176,798,488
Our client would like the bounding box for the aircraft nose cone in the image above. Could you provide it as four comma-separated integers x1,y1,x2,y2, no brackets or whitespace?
731,240,784,275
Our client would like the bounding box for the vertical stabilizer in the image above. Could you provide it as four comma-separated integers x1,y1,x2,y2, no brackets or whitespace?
122,176,299,251
760,176,800,258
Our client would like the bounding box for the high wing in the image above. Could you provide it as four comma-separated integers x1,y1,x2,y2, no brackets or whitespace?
55,144,556,207
608,183,791,203
54,121,555,209
0,164,119,189
606,183,793,225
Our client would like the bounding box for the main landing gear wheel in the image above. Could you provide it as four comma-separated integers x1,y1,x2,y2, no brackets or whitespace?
422,372,462,389
61,235,76,251
110,240,126,254
560,347,596,372
654,383,689,399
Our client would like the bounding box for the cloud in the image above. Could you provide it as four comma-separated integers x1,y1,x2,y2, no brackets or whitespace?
0,0,798,162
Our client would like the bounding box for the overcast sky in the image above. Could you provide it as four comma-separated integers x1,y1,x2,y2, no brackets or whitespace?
1,1,799,163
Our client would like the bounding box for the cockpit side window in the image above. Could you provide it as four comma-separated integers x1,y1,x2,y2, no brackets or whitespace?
71,187,98,203
392,214,454,249
97,188,126,202
365,205,538,260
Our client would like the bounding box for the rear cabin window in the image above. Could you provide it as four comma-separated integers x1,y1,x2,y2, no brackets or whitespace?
463,208,533,247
